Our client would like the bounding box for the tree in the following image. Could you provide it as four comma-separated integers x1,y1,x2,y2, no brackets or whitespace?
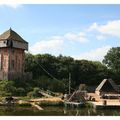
103,47,120,84
103,47,120,73
24,53,111,90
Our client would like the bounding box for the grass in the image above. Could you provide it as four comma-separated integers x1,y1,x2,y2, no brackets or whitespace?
17,96,64,107
0,97,4,102
85,102,93,108
19,96,30,101
18,103,32,107
39,101,64,106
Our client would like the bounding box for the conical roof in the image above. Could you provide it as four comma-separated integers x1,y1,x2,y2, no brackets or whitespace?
0,28,28,43
96,79,119,92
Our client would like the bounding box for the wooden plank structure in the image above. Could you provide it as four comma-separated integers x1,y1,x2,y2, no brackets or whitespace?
91,100,120,109
88,79,120,109
64,89,87,108
95,79,119,96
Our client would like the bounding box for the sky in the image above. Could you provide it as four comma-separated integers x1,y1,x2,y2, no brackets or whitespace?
0,4,120,62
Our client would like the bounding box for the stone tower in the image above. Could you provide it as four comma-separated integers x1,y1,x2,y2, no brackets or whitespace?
0,28,28,80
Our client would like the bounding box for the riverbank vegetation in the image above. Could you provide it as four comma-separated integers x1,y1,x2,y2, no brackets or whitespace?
0,47,120,97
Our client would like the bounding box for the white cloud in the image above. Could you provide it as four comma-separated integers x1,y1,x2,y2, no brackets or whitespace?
64,32,88,43
89,20,120,38
73,45,111,61
29,38,64,54
0,4,22,9
51,36,63,40
88,22,98,31
96,35,106,40
29,30,89,55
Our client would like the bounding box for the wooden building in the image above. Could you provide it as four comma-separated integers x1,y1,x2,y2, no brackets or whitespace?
0,28,29,80
95,79,119,96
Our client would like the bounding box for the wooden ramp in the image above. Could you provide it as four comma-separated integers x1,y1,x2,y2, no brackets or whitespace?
31,103,43,110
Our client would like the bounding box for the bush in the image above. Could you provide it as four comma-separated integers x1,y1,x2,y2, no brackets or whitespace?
27,91,34,98
27,87,41,98
34,76,65,93
19,103,32,107
0,80,16,96
16,88,25,96
39,101,63,106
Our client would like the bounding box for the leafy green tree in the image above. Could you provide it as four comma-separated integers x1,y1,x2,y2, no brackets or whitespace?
24,53,111,90
103,47,120,83
103,47,120,73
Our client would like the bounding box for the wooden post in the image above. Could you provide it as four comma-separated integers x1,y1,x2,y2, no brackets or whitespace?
118,88,120,102
69,73,71,95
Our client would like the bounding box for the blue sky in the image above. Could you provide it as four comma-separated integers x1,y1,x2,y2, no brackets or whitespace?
0,4,120,61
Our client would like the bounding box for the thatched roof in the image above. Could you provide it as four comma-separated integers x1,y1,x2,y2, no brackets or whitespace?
0,28,28,43
96,79,119,92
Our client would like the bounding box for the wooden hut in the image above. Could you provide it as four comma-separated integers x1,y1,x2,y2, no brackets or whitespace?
0,28,31,80
95,79,119,96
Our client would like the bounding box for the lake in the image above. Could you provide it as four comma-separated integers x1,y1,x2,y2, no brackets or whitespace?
0,106,120,116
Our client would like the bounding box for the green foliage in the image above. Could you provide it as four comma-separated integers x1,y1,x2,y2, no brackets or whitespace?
0,80,16,96
16,87,25,96
27,87,40,98
24,53,112,89
0,80,26,97
40,101,63,106
19,103,32,107
34,76,65,93
27,91,34,98
85,102,93,108
103,47,120,72
1,48,120,96
103,47,120,83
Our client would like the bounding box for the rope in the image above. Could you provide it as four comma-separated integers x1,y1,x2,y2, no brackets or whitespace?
34,60,75,91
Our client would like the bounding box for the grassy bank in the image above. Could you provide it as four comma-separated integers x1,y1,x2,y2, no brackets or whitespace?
39,101,63,106
17,96,64,107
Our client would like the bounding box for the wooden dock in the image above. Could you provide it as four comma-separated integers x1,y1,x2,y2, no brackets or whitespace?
88,93,120,109
90,100,120,109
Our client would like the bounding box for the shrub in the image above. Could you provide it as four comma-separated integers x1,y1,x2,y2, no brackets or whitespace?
0,80,16,96
27,87,41,98
16,88,25,96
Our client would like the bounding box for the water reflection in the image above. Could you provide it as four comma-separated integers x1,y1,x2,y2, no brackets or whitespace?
0,106,120,116
63,106,120,116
